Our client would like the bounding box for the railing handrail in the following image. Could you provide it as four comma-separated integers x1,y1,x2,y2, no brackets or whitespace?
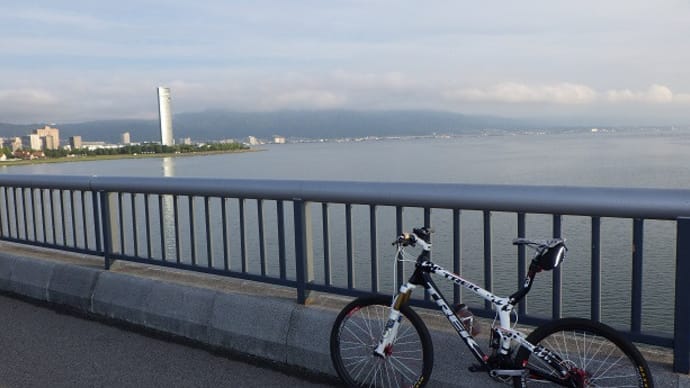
1,174,690,220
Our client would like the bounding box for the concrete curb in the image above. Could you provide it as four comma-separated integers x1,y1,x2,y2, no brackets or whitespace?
286,305,337,375
48,263,101,311
91,271,154,325
0,251,686,387
9,255,54,301
209,292,295,362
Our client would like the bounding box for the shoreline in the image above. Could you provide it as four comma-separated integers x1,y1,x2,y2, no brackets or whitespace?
0,148,262,168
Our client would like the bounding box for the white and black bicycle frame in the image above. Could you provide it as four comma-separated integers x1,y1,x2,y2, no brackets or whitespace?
374,239,570,383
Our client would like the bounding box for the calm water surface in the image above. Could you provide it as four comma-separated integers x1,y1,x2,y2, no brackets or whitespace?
4,130,690,188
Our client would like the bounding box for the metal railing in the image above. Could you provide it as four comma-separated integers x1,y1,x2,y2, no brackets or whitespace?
1,174,690,372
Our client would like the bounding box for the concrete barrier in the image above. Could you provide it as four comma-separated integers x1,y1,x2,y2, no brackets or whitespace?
48,264,100,311
285,305,337,376
0,251,685,387
9,255,54,301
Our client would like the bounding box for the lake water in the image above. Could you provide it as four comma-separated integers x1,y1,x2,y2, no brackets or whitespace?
2,128,689,333
4,129,690,188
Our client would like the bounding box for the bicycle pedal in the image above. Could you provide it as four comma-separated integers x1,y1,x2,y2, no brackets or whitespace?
468,364,489,372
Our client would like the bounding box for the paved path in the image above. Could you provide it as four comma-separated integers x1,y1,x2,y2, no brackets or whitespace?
0,294,338,388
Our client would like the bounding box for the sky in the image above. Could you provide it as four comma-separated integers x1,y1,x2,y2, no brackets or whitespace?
1,0,690,125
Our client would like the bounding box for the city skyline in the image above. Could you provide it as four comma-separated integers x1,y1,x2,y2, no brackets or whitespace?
1,1,690,125
0,124,138,154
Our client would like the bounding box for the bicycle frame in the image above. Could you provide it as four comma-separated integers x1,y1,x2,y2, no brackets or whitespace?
374,244,569,381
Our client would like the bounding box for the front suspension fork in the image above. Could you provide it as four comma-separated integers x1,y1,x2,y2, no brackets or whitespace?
373,285,415,357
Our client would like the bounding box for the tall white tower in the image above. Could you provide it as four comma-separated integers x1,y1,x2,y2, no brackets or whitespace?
157,87,174,146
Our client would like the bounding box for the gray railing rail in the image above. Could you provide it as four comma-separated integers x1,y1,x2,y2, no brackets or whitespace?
1,174,690,373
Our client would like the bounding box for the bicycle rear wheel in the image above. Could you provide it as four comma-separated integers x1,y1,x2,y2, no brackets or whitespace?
513,318,653,387
330,295,433,388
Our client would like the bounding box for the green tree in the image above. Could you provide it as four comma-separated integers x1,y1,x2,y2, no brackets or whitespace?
1,147,13,159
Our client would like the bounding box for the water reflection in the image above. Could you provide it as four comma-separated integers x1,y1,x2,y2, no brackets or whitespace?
161,157,177,259
162,157,175,177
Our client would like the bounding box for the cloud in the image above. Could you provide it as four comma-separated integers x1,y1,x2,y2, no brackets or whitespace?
607,84,674,103
0,88,58,106
676,93,690,103
331,71,417,90
269,89,347,109
2,7,121,30
445,82,598,104
444,82,690,108
0,88,60,123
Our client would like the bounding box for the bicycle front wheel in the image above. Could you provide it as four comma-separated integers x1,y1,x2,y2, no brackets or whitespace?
513,318,653,387
330,295,433,388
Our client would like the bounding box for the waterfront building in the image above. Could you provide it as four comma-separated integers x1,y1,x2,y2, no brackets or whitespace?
33,125,60,150
273,135,286,144
23,134,42,150
247,136,261,146
44,135,58,150
121,132,131,145
157,87,174,146
70,136,83,150
11,137,22,152
81,141,116,151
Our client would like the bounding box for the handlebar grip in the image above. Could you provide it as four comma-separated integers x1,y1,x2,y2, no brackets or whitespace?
392,233,417,246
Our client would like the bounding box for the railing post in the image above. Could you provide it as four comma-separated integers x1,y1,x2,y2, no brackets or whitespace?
674,217,690,373
631,218,644,333
395,206,404,289
346,203,354,289
294,199,314,304
552,214,562,319
99,191,120,270
369,205,378,293
517,213,526,316
92,190,103,253
483,210,492,311
591,216,601,322
452,209,461,305
277,201,286,280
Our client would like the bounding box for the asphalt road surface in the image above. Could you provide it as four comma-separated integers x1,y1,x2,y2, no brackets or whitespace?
0,294,337,388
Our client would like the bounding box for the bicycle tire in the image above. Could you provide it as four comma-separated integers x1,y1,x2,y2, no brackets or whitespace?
330,295,434,388
513,317,653,387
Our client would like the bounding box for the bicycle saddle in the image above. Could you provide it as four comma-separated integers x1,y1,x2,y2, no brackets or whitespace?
512,238,564,249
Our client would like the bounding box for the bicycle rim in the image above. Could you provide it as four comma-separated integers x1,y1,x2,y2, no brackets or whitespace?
513,318,653,387
330,296,432,388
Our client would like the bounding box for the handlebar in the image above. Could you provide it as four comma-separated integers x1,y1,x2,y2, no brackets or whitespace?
392,227,433,248
393,232,416,246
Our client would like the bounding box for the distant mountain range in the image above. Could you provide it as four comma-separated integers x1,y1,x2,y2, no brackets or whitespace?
0,109,536,144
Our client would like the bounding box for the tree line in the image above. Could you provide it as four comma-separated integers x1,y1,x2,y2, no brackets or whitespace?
2,142,248,159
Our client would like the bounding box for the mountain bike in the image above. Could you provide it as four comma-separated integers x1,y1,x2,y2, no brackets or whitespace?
329,227,653,387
